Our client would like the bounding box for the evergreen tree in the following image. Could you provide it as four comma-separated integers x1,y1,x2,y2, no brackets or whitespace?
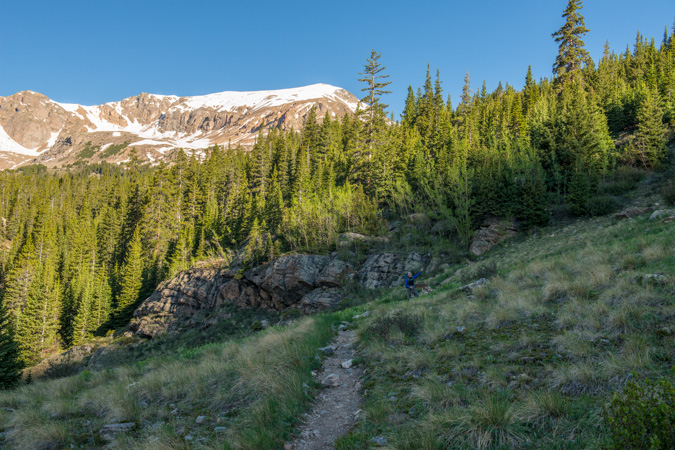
628,85,668,167
264,168,285,234
3,236,37,324
566,160,592,216
523,65,538,115
166,229,192,278
112,226,144,328
448,145,474,247
91,270,112,333
401,86,417,128
516,159,550,229
552,0,591,87
458,71,473,117
16,261,61,363
0,298,23,389
143,165,177,262
358,49,391,147
553,82,614,177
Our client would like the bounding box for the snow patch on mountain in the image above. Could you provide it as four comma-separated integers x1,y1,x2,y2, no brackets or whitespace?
0,125,41,156
181,83,356,112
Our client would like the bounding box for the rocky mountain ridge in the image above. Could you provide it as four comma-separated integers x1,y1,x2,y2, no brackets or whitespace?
0,84,360,169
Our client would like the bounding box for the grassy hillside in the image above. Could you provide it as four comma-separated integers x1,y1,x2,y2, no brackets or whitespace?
0,314,343,449
1,176,674,449
337,201,675,449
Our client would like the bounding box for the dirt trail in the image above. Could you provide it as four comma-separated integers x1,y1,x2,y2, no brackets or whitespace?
286,329,363,450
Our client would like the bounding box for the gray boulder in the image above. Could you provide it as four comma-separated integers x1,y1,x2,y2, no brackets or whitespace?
299,288,344,314
649,209,675,221
359,252,431,289
338,232,389,246
469,218,518,256
100,423,135,441
461,278,488,293
244,254,330,306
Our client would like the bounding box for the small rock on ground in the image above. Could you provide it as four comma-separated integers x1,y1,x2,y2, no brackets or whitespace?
321,374,340,387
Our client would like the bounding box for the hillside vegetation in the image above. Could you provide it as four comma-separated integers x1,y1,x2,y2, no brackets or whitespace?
0,173,673,449
1,1,674,376
338,194,675,449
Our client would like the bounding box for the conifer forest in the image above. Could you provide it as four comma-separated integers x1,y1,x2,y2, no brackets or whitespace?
1,0,674,383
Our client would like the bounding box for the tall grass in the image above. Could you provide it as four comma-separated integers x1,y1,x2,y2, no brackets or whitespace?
342,210,675,449
0,315,337,450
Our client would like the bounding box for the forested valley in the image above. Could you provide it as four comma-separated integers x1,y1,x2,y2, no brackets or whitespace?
1,2,674,387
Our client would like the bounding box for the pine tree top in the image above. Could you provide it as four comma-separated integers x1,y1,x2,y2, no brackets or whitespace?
552,0,591,87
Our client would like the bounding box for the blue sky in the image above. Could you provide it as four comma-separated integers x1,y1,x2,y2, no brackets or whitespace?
1,0,673,117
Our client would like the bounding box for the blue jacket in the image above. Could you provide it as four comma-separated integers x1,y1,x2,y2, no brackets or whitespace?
404,271,422,288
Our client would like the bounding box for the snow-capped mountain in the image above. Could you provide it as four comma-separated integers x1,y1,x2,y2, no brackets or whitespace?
0,84,360,169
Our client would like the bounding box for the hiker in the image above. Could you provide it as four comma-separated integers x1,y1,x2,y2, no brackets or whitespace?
405,268,423,299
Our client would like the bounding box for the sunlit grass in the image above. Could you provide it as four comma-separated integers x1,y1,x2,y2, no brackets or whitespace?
346,208,675,449
0,315,336,449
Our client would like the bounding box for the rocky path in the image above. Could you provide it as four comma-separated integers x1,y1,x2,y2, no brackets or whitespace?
286,328,363,450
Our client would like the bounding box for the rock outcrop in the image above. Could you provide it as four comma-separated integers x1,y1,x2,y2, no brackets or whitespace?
469,218,518,256
130,254,355,338
131,247,437,337
649,209,675,221
358,252,431,289
615,206,652,219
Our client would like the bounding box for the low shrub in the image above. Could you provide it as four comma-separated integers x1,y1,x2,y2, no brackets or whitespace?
660,179,675,206
598,166,645,196
461,262,498,283
604,370,675,450
364,311,422,340
588,195,622,217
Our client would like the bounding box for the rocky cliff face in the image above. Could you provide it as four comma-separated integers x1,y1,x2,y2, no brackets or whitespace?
131,251,430,338
0,84,359,169
130,254,356,338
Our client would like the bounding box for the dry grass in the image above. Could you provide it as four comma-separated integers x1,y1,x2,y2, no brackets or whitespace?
552,330,596,358
435,390,527,450
603,335,653,375
549,361,608,395
520,390,568,423
0,315,336,450
411,379,462,411
344,203,675,449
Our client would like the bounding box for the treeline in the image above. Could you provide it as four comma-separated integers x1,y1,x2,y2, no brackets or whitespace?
0,0,674,384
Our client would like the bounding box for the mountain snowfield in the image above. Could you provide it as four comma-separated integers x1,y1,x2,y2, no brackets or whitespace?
0,84,360,169
0,124,41,156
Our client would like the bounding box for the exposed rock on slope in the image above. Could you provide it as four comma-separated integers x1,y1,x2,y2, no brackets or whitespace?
0,84,360,169
469,218,519,256
131,249,434,337
130,254,355,338
358,252,431,289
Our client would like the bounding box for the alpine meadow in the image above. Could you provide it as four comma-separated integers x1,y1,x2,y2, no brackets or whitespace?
1,1,675,449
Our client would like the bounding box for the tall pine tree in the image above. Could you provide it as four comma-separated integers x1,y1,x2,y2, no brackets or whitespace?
0,298,23,389
552,0,591,88
112,226,144,328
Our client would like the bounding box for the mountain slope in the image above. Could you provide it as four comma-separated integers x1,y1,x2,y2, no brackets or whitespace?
0,84,359,169
1,200,673,449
